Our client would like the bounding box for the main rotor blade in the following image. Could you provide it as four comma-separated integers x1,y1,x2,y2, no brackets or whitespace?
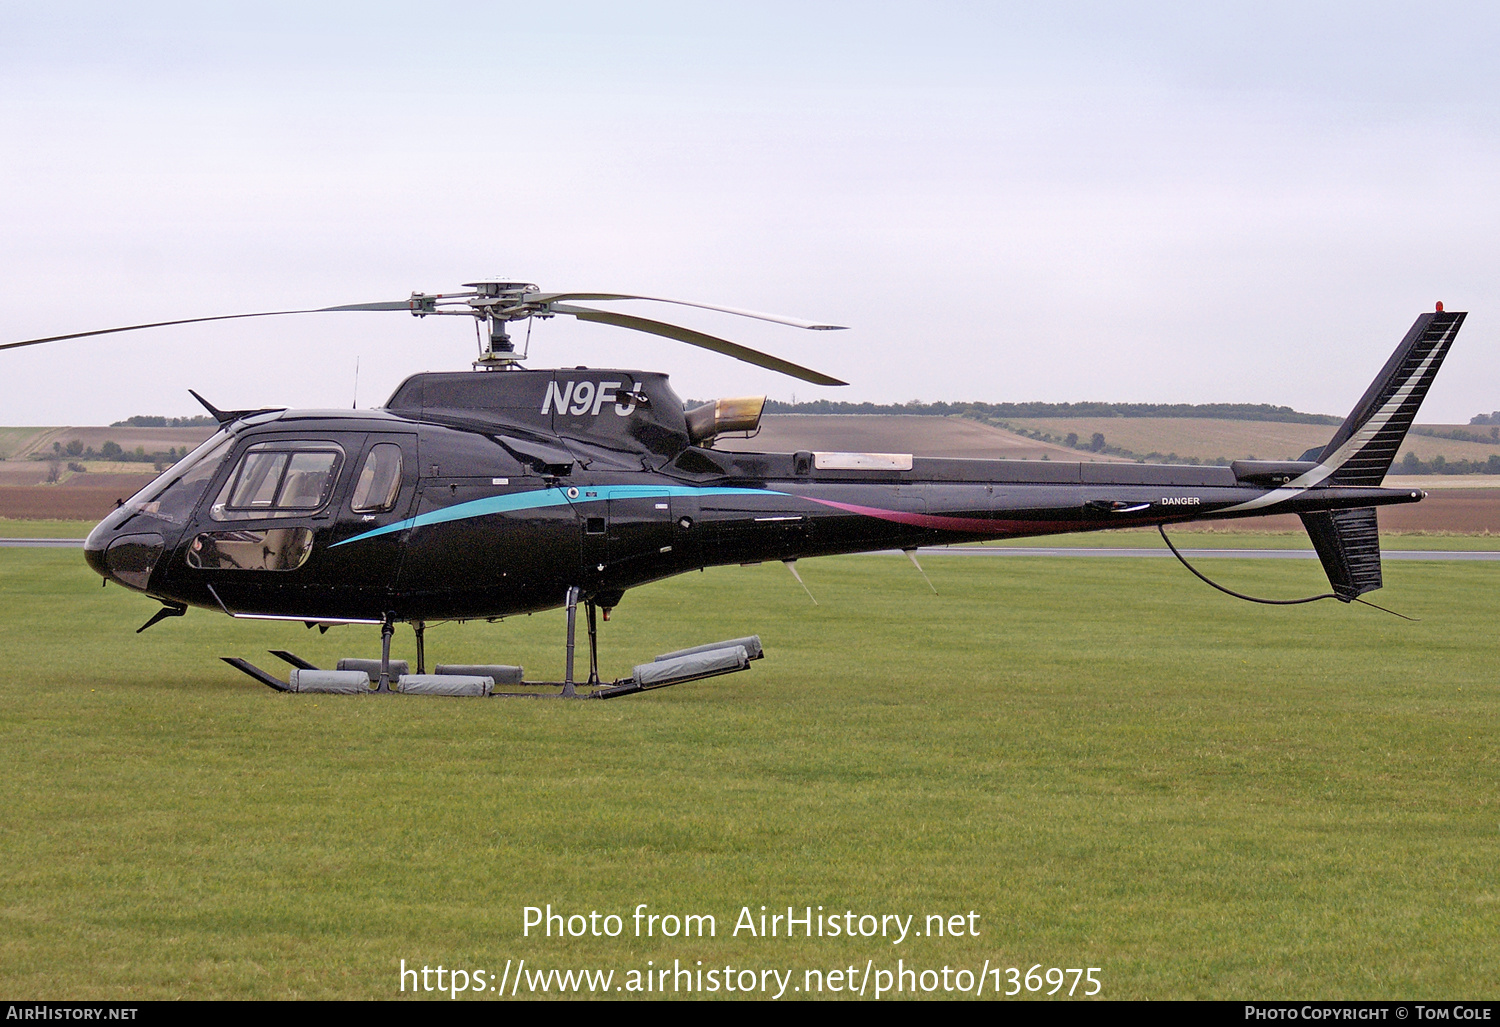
315,301,416,311
551,303,848,386
0,301,413,352
531,293,848,331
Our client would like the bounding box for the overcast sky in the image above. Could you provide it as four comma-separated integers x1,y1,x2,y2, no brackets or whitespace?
3,2,1498,424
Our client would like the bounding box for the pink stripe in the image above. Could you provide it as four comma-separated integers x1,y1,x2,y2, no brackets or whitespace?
799,496,1076,535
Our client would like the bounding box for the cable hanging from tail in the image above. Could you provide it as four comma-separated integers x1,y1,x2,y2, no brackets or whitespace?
1157,526,1416,620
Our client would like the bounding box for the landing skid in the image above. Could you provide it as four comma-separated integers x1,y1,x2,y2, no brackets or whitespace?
221,587,763,699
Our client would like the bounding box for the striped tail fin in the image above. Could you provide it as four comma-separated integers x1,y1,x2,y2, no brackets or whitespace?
1315,309,1466,486
1298,307,1464,601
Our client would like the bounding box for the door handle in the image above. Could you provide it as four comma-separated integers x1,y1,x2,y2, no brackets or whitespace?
1086,499,1150,514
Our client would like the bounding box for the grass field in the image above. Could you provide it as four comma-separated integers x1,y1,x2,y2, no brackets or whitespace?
1,547,1496,1000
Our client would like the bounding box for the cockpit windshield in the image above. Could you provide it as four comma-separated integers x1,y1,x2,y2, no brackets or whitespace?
117,430,236,525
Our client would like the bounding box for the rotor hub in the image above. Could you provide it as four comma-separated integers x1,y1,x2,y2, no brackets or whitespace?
458,280,541,369
462,279,539,310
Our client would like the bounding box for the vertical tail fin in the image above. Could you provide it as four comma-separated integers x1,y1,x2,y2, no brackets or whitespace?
1315,309,1465,486
1299,307,1463,600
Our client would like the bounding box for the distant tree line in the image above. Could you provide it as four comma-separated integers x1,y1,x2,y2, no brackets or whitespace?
32,439,185,471
1005,423,1244,466
1417,423,1500,442
1468,411,1500,425
1399,452,1500,475
760,399,1341,424
109,414,217,428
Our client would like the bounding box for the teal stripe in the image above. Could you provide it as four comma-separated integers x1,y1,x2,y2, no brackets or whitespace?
331,484,779,548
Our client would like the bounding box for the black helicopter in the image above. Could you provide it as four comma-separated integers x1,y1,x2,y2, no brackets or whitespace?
5,280,1465,698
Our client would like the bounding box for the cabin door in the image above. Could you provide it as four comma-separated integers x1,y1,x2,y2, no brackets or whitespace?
176,430,418,619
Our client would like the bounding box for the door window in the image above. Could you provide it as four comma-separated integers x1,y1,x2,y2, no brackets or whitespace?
350,443,404,513
187,528,315,570
212,442,344,521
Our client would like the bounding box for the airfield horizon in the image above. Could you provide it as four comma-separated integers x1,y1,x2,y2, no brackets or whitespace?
7,414,1500,529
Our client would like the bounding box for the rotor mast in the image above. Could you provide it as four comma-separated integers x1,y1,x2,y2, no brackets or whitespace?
462,279,544,370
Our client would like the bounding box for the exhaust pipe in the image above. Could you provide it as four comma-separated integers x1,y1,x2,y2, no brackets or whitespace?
685,396,766,445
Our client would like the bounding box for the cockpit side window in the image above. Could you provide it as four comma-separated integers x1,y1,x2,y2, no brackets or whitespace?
212,441,344,521
280,452,339,508
350,443,403,513
228,451,288,510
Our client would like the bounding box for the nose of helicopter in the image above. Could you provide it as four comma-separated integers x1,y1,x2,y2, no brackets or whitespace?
82,538,109,579
84,527,166,592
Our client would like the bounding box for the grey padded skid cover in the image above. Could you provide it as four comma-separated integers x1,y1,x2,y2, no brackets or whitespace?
337,658,410,680
397,674,493,697
634,645,749,688
655,635,763,662
434,664,524,686
288,669,371,694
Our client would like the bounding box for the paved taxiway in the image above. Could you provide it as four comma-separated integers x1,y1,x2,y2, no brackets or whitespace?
913,546,1500,561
